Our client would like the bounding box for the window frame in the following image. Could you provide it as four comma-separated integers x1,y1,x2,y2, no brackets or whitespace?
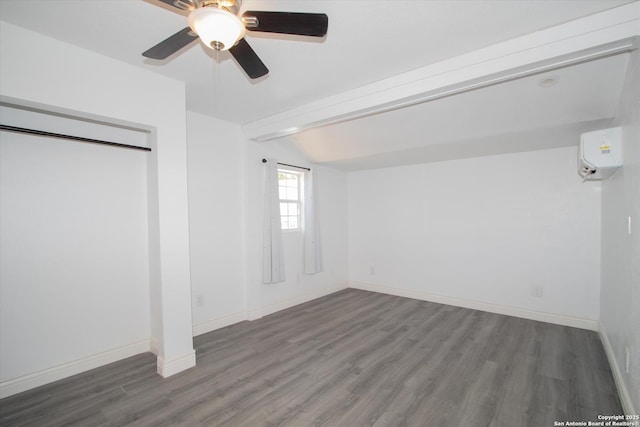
277,167,303,232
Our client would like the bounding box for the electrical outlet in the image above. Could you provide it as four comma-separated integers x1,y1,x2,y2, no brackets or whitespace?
370,266,376,276
196,294,204,307
532,285,544,298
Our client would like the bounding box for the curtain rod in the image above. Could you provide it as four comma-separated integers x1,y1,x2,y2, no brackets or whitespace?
262,158,310,171
0,124,152,152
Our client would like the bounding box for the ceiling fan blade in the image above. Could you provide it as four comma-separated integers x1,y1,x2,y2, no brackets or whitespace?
228,38,269,79
142,27,197,60
242,11,328,37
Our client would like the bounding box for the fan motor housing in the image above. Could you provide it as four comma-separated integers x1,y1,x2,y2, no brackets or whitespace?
172,0,241,14
202,0,240,14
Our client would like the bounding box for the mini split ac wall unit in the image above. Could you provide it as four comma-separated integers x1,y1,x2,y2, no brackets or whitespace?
578,127,623,181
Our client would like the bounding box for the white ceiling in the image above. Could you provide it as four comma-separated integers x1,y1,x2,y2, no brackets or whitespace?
288,53,630,169
0,0,636,170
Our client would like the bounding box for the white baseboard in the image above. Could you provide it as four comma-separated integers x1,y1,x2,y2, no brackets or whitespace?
192,311,248,337
349,281,598,331
193,284,349,333
0,340,150,399
192,283,349,336
246,307,263,321
248,282,349,320
598,321,636,416
156,350,196,378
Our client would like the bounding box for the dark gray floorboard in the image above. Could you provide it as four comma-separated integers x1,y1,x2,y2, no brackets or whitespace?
0,289,623,426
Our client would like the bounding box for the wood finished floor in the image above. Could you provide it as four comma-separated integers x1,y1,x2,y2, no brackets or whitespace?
0,289,622,426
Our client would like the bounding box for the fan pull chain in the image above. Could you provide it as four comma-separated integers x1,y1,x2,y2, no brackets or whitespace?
213,48,219,115
213,49,220,115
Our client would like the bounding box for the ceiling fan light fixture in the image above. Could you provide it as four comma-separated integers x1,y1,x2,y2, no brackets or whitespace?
188,7,245,51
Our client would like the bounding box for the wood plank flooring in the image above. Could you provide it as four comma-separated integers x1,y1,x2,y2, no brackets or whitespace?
0,289,623,426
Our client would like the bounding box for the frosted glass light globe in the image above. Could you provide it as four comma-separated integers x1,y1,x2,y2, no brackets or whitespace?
188,7,245,51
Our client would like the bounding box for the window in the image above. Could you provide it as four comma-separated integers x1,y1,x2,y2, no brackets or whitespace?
278,169,302,230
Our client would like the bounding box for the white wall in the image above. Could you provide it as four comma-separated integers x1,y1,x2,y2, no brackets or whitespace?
348,146,602,328
0,20,349,395
185,112,349,331
0,21,194,396
186,111,247,334
243,139,349,319
600,50,640,414
0,124,150,379
2,9,630,405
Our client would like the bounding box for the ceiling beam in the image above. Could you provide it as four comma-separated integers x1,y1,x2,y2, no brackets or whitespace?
242,2,640,142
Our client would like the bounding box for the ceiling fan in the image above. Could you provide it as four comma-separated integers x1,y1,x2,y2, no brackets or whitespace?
143,0,328,79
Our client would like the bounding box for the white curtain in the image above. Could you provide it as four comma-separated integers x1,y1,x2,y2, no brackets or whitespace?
303,169,323,275
262,158,286,284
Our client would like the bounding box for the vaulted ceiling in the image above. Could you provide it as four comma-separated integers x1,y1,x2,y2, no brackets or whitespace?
0,0,637,169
